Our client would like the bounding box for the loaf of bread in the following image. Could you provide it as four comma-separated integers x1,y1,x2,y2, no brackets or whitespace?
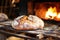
12,15,44,30
0,13,8,21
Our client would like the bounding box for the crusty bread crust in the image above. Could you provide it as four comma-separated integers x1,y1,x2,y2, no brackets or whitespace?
12,15,44,30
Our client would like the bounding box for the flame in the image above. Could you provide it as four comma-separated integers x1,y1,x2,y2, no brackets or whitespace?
54,13,60,21
57,13,60,18
45,7,57,19
45,7,60,21
35,6,60,21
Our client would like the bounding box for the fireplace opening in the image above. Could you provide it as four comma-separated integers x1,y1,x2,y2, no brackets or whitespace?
34,2,60,21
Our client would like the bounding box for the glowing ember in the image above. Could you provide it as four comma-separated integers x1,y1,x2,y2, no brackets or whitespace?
45,7,57,19
54,13,60,21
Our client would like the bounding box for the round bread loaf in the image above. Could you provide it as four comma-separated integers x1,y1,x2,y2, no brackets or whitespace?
12,15,44,30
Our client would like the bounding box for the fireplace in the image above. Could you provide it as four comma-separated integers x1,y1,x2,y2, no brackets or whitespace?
34,2,60,21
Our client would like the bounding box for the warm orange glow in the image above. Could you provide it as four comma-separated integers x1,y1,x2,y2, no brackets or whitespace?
54,13,60,21
45,7,60,21
35,2,60,21
45,7,57,19
57,13,60,18
35,6,60,21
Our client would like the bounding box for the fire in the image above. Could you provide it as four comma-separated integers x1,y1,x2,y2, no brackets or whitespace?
35,6,60,21
45,7,60,21
45,7,57,19
54,13,60,21
57,13,60,18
